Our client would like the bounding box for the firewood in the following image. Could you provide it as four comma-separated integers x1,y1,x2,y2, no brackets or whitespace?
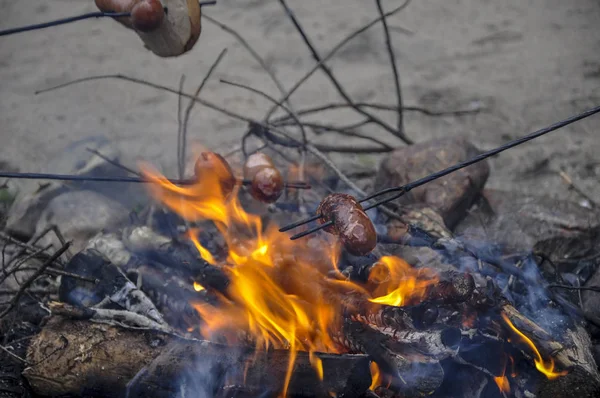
24,316,371,397
338,319,445,397
500,304,600,396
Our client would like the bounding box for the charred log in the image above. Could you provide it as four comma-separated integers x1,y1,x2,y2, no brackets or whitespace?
59,249,165,324
339,319,444,397
423,272,475,305
24,317,371,398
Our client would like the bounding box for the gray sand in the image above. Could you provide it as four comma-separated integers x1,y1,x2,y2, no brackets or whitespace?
1,0,600,202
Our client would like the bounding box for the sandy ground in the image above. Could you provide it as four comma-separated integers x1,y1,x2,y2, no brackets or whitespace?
1,0,600,204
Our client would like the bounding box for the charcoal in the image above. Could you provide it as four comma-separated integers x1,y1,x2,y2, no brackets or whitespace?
375,137,489,229
59,249,164,324
424,272,475,305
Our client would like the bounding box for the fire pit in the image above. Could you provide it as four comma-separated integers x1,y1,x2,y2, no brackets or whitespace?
0,2,599,397
1,130,599,398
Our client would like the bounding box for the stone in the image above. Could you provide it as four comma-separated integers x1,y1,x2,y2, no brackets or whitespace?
5,137,125,239
34,190,130,254
375,137,490,229
455,189,600,269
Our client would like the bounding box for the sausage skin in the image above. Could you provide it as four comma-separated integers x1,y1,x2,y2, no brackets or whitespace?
243,153,284,203
94,0,164,32
317,193,377,256
194,152,236,198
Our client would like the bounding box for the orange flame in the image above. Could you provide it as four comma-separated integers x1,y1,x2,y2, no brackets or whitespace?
501,313,568,380
368,256,438,307
140,154,440,396
188,229,216,265
369,361,382,391
494,375,510,394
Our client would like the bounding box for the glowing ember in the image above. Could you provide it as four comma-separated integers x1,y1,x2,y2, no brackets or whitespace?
501,313,568,380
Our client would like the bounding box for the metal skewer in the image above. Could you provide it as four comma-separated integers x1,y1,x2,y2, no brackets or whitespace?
281,104,600,239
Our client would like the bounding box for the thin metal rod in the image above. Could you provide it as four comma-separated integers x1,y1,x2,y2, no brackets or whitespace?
284,104,600,239
0,1,215,38
0,171,310,189
0,12,131,37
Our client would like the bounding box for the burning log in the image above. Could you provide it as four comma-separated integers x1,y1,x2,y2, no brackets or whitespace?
501,304,600,382
339,319,445,397
24,316,371,398
354,307,461,360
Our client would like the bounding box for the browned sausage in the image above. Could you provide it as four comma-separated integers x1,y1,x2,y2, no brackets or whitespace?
194,152,236,197
243,153,274,179
317,193,377,256
131,0,164,32
251,167,284,203
243,153,284,203
94,0,164,32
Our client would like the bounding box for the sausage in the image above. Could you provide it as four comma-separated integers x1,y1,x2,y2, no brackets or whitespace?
251,167,284,203
243,153,274,179
95,0,202,57
243,153,284,203
317,193,377,256
131,0,165,32
94,0,164,32
194,152,236,197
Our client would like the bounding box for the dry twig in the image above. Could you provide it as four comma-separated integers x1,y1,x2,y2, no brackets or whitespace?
276,0,413,144
0,242,71,319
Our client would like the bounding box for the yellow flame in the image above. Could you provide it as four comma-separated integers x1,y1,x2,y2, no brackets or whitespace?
494,375,510,393
501,313,568,380
309,352,324,381
193,281,205,292
369,361,382,391
188,230,216,265
140,152,440,397
368,256,437,307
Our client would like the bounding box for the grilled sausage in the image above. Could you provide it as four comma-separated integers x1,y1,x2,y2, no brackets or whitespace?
243,153,284,203
194,152,236,197
317,193,377,255
130,0,164,32
95,0,202,57
95,0,164,32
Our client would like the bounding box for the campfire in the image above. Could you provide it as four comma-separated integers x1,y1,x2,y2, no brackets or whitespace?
2,133,599,397
1,2,600,397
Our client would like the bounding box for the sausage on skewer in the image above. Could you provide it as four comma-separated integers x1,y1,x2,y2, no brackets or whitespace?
317,193,377,256
243,153,284,203
194,152,236,197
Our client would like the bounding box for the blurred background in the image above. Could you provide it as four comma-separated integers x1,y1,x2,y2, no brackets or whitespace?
1,0,599,199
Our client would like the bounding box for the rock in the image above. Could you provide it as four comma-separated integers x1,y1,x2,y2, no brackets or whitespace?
455,189,600,269
375,137,490,229
385,205,452,242
582,270,600,325
5,137,147,240
34,190,129,254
